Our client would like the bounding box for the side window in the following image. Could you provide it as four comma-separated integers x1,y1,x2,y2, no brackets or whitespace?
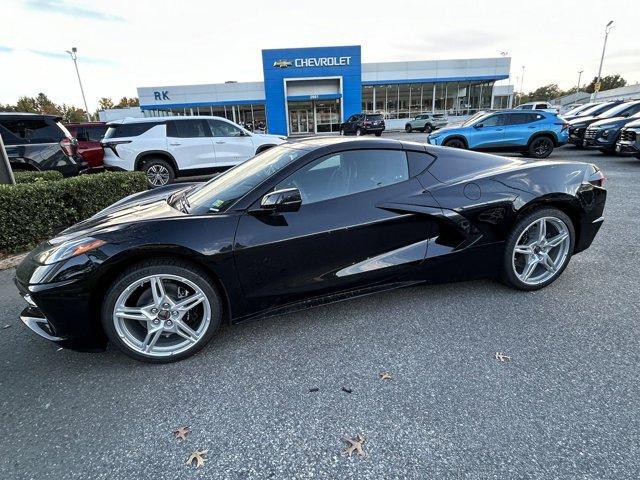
520,104,533,110
86,125,107,141
623,103,640,117
168,120,209,138
1,119,63,143
478,115,502,127
207,119,244,137
0,124,21,146
407,151,434,176
75,127,90,142
535,103,548,110
507,113,530,125
276,149,409,205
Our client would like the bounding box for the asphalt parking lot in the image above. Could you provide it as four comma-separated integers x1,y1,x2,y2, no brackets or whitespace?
1,138,639,479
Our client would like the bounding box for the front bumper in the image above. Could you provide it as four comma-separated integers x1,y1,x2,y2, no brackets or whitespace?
568,127,587,145
615,140,640,155
582,130,617,149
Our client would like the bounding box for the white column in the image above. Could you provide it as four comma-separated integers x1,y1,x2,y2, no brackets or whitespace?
432,84,436,113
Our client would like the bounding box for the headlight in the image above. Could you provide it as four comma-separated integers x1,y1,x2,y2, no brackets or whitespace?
37,237,106,265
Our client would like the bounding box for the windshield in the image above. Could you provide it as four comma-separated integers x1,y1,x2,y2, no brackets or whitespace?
185,144,307,214
599,102,638,118
580,103,614,117
564,104,595,116
462,112,492,127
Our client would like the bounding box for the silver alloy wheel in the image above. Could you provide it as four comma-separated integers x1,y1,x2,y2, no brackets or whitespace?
146,164,170,186
512,217,571,286
356,128,362,136
112,274,211,358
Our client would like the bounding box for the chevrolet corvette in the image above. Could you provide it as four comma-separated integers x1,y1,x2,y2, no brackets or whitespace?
15,138,607,362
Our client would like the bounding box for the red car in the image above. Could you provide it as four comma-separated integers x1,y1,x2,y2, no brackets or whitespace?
65,122,108,169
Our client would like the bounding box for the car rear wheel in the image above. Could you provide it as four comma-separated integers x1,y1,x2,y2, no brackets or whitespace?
423,124,433,133
356,128,363,136
374,132,382,137
502,208,575,291
142,158,175,187
444,138,466,149
405,124,413,133
528,137,554,158
102,259,222,363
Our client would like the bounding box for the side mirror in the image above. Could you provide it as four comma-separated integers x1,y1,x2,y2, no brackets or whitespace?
258,187,302,213
474,123,484,129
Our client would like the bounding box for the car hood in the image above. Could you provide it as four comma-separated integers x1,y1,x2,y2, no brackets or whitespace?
623,119,640,129
430,124,464,135
52,183,195,244
252,133,287,143
568,115,598,126
588,116,633,128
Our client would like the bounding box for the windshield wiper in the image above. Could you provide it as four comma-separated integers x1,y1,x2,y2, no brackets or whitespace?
167,185,195,213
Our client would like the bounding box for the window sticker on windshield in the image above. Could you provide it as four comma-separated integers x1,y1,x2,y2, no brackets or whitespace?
210,199,225,211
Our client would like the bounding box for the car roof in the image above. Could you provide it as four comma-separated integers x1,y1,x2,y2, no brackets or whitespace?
66,122,106,127
108,115,233,125
0,112,62,121
290,137,427,153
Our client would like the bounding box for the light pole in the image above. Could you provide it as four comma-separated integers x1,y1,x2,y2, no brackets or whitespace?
577,69,583,92
520,65,525,94
593,20,614,100
65,47,91,122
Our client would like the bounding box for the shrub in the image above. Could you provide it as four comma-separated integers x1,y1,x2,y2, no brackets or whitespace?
13,170,64,184
0,171,147,254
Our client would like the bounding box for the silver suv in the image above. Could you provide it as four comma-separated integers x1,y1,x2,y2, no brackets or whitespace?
404,114,448,133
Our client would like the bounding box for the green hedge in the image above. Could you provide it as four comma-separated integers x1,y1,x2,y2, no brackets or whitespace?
0,172,147,254
13,170,64,184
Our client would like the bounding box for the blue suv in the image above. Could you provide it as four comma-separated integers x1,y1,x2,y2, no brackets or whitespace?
427,110,569,158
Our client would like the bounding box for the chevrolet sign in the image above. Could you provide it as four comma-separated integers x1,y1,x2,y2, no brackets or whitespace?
273,56,352,69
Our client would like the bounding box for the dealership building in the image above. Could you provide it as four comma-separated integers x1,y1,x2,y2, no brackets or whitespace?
136,45,512,136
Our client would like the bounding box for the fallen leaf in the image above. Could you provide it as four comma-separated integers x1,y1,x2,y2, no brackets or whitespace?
343,434,366,457
379,372,392,380
174,426,190,441
341,387,352,394
186,449,208,468
494,352,511,362
2,324,11,329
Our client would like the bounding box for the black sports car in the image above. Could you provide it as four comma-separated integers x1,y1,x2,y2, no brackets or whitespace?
15,138,607,363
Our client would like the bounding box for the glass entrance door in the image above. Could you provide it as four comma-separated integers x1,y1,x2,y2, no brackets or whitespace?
288,101,312,134
315,100,341,133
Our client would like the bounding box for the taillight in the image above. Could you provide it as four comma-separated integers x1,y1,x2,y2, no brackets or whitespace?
59,137,76,156
586,166,606,187
364,121,371,126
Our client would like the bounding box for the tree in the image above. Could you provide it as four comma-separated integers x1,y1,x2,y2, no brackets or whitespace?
519,84,563,104
116,97,139,108
15,96,40,113
585,74,626,93
98,97,115,110
59,104,87,123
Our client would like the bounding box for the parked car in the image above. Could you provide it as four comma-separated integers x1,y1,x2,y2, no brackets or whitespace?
583,111,640,153
65,122,108,170
102,116,286,187
562,100,622,122
404,113,448,133
568,101,640,147
514,101,559,113
560,103,598,117
427,110,569,158
15,138,606,362
0,113,86,176
339,113,385,136
616,119,640,158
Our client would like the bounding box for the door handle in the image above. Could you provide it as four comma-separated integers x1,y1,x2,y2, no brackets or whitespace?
169,142,181,146
215,141,226,144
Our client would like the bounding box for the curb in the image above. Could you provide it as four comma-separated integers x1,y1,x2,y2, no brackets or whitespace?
0,253,26,271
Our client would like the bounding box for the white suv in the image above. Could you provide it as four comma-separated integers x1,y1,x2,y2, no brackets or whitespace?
102,116,286,186
514,102,559,114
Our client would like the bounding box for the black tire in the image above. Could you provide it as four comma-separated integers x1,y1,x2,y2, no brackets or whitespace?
101,259,222,363
423,124,433,133
528,136,554,159
142,158,175,187
501,208,575,291
405,124,413,133
444,138,466,149
374,132,382,137
356,128,363,136
339,127,344,136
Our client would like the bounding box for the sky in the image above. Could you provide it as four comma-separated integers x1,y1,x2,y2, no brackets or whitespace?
1,0,639,111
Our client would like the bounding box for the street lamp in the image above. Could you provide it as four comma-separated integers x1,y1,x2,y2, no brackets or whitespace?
65,47,91,122
577,69,584,92
594,20,614,100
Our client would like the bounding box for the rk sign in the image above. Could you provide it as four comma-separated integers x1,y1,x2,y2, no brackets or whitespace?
153,91,170,100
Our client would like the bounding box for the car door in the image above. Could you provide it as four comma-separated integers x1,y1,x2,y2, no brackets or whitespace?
207,119,255,168
343,115,357,134
233,148,438,312
166,119,215,171
501,113,540,147
470,114,506,149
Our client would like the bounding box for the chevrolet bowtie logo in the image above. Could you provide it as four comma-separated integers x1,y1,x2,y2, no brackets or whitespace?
273,59,293,68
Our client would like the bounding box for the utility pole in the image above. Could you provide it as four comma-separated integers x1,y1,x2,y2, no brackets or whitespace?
66,47,92,122
593,21,614,101
520,65,525,94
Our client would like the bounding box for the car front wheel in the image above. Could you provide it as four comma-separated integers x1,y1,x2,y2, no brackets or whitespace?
101,259,222,363
502,208,575,291
142,158,175,187
356,128,363,136
444,138,466,149
405,124,413,133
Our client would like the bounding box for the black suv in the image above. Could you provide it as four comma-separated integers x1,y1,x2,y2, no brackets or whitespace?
0,113,86,176
616,118,640,158
340,113,385,136
567,101,639,148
